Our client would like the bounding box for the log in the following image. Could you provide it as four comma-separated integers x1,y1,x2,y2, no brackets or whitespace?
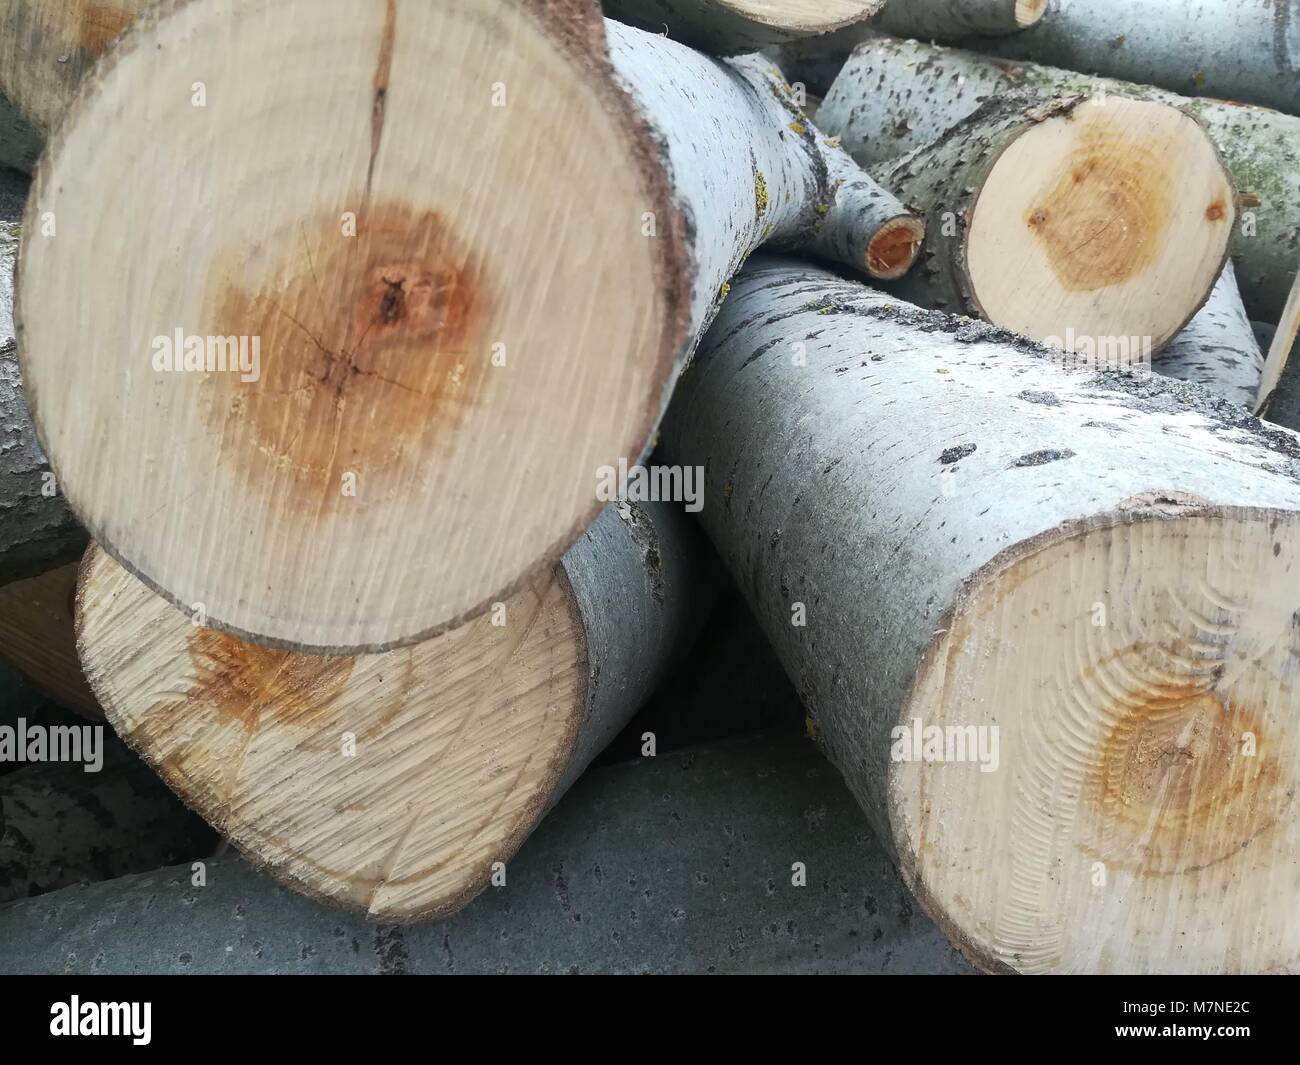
18,0,920,653
1156,261,1263,409
870,91,1235,353
76,499,719,921
0,562,99,719
0,733,976,974
937,0,1300,117
0,734,215,903
660,256,1300,975
871,0,1046,38
603,0,884,55
0,0,150,140
1257,265,1300,422
1,216,85,586
815,36,1300,322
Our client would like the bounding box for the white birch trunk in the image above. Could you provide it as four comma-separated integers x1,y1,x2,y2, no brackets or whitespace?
660,256,1300,975
872,0,1046,37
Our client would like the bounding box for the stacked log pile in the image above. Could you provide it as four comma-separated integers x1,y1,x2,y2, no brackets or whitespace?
0,0,1295,977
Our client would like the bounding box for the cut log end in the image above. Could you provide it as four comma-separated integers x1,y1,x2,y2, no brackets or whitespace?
966,97,1234,352
76,544,591,922
866,215,925,281
1014,0,1048,28
20,0,689,652
725,0,883,34
897,509,1300,975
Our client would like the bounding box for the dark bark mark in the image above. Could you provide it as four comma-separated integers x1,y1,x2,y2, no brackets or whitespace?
1018,390,1061,406
1011,449,1076,468
939,443,977,464
374,925,408,974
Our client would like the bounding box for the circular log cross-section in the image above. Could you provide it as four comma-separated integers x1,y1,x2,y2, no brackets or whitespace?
76,501,713,921
19,0,688,652
880,94,1235,354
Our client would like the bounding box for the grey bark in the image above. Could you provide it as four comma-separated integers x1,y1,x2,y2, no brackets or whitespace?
1157,262,1264,408
0,733,974,974
813,35,1300,322
0,734,215,903
658,257,1300,969
0,211,86,585
606,22,920,355
556,499,722,796
938,0,1300,117
603,0,884,55
872,0,1043,37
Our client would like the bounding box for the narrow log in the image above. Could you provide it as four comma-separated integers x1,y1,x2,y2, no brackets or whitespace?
938,0,1300,117
815,36,1300,322
0,562,99,718
661,256,1300,975
18,1,919,653
0,733,976,974
872,0,1046,37
1,216,86,586
1257,266,1300,423
1157,262,1263,408
76,500,719,922
603,0,883,55
0,735,214,903
871,92,1234,353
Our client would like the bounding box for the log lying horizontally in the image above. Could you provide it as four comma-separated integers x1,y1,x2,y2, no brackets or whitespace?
0,733,976,974
871,91,1235,353
18,0,919,653
661,256,1300,975
871,0,1046,37
0,735,214,904
604,0,883,54
76,500,718,921
815,36,1300,323
936,0,1300,117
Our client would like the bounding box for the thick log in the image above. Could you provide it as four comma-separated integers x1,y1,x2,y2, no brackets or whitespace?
0,562,99,718
661,256,1300,975
869,91,1234,353
0,734,214,903
1,214,86,586
937,0,1300,117
76,500,719,921
18,1,919,653
1157,262,1263,409
815,36,1300,323
0,0,150,139
0,733,975,974
604,0,883,54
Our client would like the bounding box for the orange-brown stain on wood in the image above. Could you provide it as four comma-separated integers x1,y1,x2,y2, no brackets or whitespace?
186,627,354,731
1024,122,1174,292
1085,672,1286,876
1205,199,1226,222
76,2,135,57
203,203,495,513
